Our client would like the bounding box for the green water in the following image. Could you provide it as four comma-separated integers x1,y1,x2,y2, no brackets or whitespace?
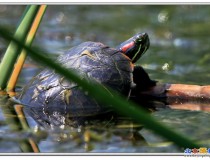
1,5,210,153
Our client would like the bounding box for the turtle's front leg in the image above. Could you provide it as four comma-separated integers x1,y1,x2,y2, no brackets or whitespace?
132,65,157,92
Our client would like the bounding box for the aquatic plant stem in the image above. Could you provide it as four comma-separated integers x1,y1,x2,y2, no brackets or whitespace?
0,5,40,91
15,105,40,152
7,5,47,93
0,97,38,152
0,27,199,148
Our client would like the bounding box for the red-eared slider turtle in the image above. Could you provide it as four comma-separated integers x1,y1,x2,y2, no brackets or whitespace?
17,33,155,127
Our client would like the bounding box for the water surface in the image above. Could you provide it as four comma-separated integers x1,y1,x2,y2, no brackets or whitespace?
0,5,210,153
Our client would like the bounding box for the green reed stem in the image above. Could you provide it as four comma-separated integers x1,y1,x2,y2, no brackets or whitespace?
0,5,40,90
7,5,47,92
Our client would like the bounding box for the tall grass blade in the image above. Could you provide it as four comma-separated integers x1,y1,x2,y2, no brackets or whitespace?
0,27,199,148
7,5,47,93
0,5,40,90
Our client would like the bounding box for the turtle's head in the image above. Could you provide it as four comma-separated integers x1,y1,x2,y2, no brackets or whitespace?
117,32,150,63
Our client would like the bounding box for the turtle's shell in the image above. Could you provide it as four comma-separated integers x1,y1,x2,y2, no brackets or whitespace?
18,42,134,119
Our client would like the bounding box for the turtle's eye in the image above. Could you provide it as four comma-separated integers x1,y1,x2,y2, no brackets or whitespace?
135,35,143,43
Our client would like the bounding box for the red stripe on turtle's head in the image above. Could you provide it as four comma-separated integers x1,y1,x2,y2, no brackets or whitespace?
120,41,135,53
117,33,150,63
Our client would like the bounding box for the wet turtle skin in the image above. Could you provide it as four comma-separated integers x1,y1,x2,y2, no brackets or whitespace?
18,42,134,120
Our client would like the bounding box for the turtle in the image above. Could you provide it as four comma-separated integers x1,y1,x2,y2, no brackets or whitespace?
17,32,156,127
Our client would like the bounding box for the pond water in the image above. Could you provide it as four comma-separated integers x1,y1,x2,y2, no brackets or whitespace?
1,5,210,153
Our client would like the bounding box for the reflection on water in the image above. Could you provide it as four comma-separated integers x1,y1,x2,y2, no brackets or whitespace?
2,95,210,153
0,96,148,153
1,5,210,153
